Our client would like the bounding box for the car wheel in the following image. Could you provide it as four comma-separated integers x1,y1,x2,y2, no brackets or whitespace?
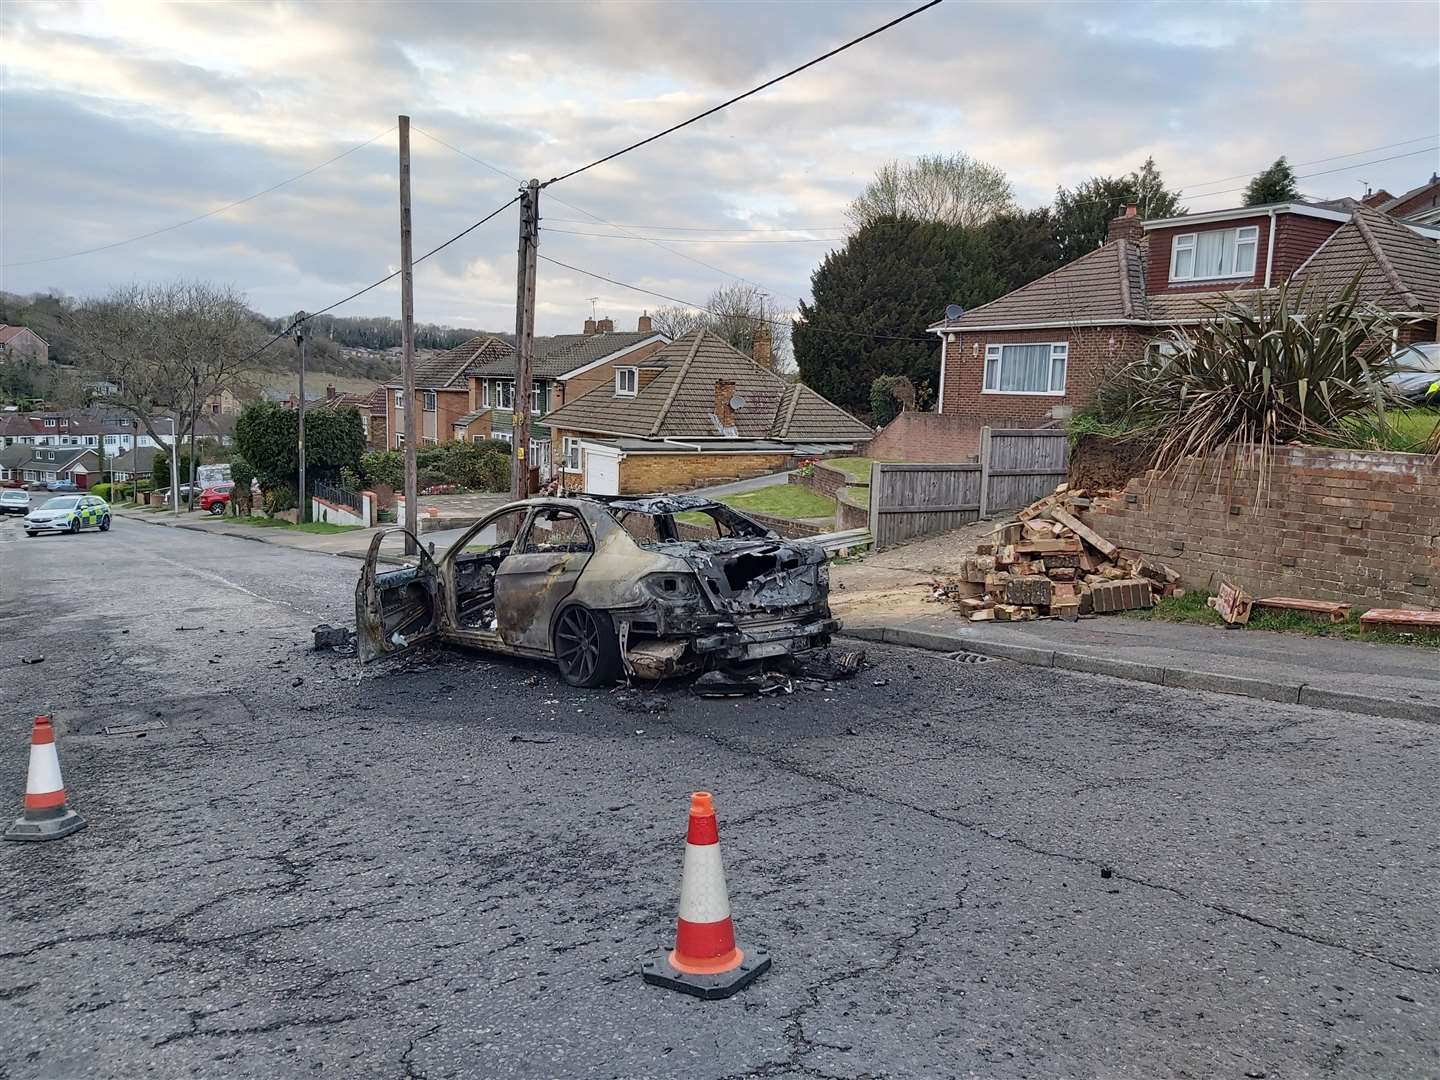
68,518,81,534
25,530,38,538
99,515,111,532
209,503,224,515
552,605,622,688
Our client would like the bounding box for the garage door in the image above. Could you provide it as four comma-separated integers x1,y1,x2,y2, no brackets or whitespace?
585,449,621,495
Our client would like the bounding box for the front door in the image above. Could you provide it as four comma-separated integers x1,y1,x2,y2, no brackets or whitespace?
492,506,594,652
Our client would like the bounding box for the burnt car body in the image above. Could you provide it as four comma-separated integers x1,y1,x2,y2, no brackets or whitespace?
356,494,839,686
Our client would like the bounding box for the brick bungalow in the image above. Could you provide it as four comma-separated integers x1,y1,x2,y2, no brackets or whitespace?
541,328,873,495
917,197,1440,456
3,445,101,488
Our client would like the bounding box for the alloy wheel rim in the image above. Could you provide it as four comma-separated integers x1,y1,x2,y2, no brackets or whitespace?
556,608,599,682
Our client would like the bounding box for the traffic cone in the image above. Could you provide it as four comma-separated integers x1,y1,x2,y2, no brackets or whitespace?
641,791,770,999
4,716,86,842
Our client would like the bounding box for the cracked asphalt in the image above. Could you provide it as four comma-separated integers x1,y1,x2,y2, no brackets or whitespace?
1,514,1438,1079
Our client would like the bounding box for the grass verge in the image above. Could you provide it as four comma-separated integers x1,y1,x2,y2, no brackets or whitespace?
816,457,876,484
1127,589,1438,649
233,517,364,535
719,485,836,521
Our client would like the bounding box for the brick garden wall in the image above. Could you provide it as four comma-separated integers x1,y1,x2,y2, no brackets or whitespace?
790,462,851,499
861,412,986,461
1083,446,1440,608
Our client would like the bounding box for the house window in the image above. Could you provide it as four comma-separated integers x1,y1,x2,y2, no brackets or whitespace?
495,431,513,445
44,419,55,427
983,343,1067,395
395,433,405,449
1169,226,1258,282
530,386,543,414
562,436,582,471
421,436,437,445
394,389,404,409
615,367,638,396
496,381,515,411
482,381,491,408
423,391,437,412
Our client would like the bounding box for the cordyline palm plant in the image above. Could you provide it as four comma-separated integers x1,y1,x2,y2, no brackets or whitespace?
1099,275,1418,487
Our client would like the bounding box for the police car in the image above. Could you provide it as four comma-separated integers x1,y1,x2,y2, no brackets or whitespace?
23,494,111,537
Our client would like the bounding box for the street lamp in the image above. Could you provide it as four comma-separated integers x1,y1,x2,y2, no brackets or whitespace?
293,313,308,523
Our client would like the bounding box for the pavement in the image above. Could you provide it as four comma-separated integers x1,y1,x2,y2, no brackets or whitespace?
831,525,1440,725
2,511,1439,1078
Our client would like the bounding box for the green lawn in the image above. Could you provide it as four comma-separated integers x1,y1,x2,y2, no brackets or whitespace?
817,457,876,484
1388,408,1440,448
1128,589,1438,649
233,517,364,535
719,485,836,521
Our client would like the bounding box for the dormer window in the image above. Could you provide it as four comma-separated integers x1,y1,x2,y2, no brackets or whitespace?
1170,226,1258,282
615,367,638,397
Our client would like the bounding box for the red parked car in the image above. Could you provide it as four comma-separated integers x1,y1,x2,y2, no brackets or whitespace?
199,483,234,515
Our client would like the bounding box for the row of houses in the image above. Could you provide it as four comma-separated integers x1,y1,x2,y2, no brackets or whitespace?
0,406,233,488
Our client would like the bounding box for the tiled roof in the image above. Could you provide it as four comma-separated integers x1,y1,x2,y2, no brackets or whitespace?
453,407,492,427
930,241,1144,329
1291,205,1438,311
0,325,47,345
0,443,30,468
411,336,512,389
541,329,872,444
1379,175,1440,215
110,446,158,474
467,331,666,381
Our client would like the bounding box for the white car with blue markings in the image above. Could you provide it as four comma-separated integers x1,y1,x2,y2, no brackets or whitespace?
24,494,111,537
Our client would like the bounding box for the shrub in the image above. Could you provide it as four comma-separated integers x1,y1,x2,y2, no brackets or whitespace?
869,374,916,427
262,484,296,515
360,449,403,489
229,453,255,516
91,482,112,501
1096,275,1415,481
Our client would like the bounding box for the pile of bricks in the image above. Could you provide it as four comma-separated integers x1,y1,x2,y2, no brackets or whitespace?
931,485,1182,622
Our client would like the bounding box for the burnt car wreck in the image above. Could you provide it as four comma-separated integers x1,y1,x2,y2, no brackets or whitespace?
356,494,839,687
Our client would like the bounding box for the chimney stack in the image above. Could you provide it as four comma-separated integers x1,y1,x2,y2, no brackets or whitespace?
596,317,614,333
583,317,597,335
713,379,738,432
750,326,773,370
637,311,652,333
1107,202,1144,246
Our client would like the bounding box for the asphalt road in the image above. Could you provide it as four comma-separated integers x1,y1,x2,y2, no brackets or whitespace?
1,512,1437,1079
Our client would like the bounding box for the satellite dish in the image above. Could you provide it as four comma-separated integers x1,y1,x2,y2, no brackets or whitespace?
944,304,965,320
730,393,748,412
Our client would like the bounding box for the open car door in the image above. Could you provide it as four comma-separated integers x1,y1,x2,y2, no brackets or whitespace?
355,529,442,662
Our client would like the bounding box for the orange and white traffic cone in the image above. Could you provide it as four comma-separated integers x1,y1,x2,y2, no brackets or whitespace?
642,791,770,999
4,716,86,842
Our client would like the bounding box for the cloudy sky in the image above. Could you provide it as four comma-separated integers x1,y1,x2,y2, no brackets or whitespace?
2,0,1437,337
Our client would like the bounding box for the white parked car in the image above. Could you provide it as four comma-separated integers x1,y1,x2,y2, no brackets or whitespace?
0,489,30,515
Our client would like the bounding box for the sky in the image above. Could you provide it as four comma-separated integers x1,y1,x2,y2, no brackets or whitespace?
2,0,1438,338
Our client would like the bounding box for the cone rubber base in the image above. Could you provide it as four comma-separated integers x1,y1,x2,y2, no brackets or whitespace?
4,808,86,842
641,943,770,999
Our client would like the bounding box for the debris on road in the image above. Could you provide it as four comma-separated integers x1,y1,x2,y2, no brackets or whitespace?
1360,608,1440,633
786,647,867,682
1254,597,1350,623
312,623,356,650
20,655,44,665
693,668,793,697
612,688,671,715
1209,581,1253,625
930,485,1178,622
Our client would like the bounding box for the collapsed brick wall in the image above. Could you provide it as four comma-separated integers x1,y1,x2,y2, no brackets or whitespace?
1083,446,1440,608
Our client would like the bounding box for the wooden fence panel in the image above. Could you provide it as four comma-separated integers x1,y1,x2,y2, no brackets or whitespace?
869,462,982,550
981,427,1069,515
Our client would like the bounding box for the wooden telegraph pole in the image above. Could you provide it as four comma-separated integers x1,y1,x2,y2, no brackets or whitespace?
399,115,419,553
511,179,539,500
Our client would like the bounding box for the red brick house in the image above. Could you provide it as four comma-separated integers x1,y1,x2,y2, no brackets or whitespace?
925,198,1440,449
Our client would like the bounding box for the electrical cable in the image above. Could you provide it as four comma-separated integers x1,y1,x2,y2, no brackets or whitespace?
1179,134,1440,192
539,0,944,189
1182,145,1439,202
544,227,848,244
4,126,397,268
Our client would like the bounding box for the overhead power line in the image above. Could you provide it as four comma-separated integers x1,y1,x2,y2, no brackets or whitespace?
238,194,522,366
1183,145,1439,202
537,254,931,345
545,217,848,233
3,126,397,268
540,0,944,189
544,227,848,245
1179,133,1440,192
414,123,792,298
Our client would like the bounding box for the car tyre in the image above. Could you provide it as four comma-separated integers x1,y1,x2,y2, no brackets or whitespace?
25,530,38,538
209,502,224,515
552,605,622,688
68,518,81,534
99,515,111,532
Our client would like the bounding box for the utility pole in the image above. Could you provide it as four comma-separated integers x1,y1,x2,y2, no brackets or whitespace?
399,114,419,553
170,412,180,515
188,365,199,513
294,315,308,523
511,178,539,500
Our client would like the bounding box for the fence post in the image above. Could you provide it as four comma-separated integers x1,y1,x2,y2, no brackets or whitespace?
867,461,881,549
977,426,992,519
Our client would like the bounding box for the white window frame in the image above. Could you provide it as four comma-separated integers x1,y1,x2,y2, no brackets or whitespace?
482,381,491,408
422,390,437,412
1169,226,1259,283
44,419,55,427
982,342,1068,396
393,389,404,409
614,367,638,396
395,433,405,449
530,385,543,415
495,381,515,411
562,436,582,472
495,431,514,445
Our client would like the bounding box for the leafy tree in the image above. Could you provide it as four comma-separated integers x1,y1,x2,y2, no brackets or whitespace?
848,153,1014,230
1054,158,1184,262
1243,156,1301,206
652,283,790,370
234,401,365,504
980,208,1063,295
869,375,916,427
794,218,1007,413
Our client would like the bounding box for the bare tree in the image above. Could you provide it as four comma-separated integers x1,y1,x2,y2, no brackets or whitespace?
651,284,791,372
848,153,1014,231
70,281,258,512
